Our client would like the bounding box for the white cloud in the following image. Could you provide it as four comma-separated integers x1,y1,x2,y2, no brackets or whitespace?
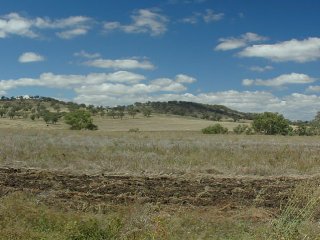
74,50,101,59
74,74,195,96
56,28,88,39
0,13,92,39
84,58,155,70
215,32,267,51
242,79,254,86
181,13,200,24
239,37,320,62
242,73,315,87
18,52,45,63
181,9,223,24
203,9,224,23
249,65,273,72
307,85,320,92
35,16,91,29
103,9,168,36
175,74,196,83
0,13,37,38
0,71,146,93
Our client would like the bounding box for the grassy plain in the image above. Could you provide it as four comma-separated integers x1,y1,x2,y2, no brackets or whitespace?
1,114,320,239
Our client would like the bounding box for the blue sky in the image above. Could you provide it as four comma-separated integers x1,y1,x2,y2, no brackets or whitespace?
0,0,320,120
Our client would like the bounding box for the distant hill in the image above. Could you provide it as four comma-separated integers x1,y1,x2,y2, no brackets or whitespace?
0,96,255,121
132,101,255,121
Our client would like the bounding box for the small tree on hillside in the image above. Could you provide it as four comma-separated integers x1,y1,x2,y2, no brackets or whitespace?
252,112,292,135
64,110,98,130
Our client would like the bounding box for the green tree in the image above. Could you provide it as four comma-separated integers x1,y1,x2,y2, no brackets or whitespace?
64,110,98,130
108,109,117,119
233,124,250,134
8,110,15,119
142,107,152,117
127,106,137,119
0,108,6,118
309,111,320,135
252,112,292,135
117,109,125,120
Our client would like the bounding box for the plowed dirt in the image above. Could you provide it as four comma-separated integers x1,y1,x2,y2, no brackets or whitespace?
0,168,316,210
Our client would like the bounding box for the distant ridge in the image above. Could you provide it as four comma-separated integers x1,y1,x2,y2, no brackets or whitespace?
132,101,255,121
0,96,254,121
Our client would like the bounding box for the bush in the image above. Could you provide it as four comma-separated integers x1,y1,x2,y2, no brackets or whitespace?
64,110,98,130
129,128,140,132
202,124,228,134
233,124,248,134
252,112,292,135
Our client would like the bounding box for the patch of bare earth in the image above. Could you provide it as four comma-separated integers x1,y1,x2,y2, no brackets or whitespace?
0,168,315,211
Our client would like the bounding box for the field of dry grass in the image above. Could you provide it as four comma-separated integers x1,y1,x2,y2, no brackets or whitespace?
0,113,245,131
0,128,319,176
1,115,320,239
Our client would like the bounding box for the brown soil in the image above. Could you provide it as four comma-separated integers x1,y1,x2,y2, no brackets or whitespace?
0,168,316,210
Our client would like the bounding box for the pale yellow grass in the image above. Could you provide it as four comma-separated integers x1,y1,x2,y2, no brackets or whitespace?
0,128,319,176
0,113,245,131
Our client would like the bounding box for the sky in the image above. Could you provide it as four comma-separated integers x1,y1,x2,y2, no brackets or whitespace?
0,0,320,120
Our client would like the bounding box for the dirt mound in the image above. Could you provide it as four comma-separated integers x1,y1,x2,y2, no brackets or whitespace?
0,168,315,209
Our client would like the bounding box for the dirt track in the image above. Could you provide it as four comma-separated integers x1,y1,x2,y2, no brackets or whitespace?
0,168,315,209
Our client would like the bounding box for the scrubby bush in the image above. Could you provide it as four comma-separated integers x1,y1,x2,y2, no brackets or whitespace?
64,110,98,130
233,124,248,134
252,112,292,135
202,124,228,134
294,124,316,136
129,128,140,132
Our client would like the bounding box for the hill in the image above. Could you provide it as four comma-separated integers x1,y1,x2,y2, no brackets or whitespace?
132,101,255,121
0,96,254,121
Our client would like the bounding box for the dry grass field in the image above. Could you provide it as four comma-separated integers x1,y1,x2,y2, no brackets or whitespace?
1,115,320,239
0,113,245,131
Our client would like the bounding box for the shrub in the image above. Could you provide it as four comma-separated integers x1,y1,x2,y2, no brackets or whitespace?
129,128,140,132
64,110,98,130
252,112,292,135
202,124,228,134
233,124,249,134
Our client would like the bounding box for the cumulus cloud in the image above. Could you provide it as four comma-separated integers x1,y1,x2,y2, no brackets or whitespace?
0,13,92,39
175,74,196,83
0,13,37,38
0,71,146,93
18,52,45,63
242,73,315,87
239,37,320,62
74,50,101,59
249,65,273,72
84,58,155,70
103,9,168,36
215,32,267,51
181,9,224,24
74,74,195,96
